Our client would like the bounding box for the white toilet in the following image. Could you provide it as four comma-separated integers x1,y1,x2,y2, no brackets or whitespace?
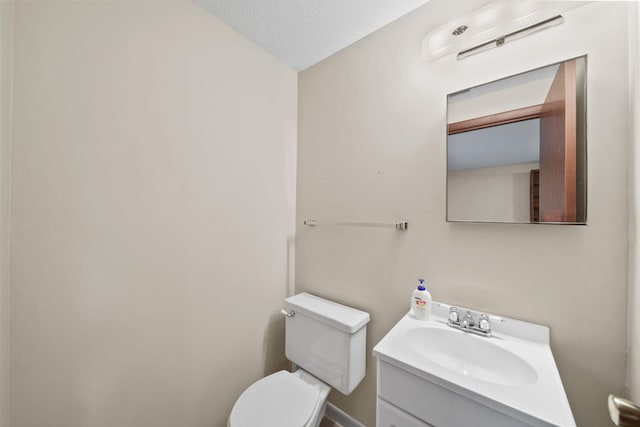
228,292,370,427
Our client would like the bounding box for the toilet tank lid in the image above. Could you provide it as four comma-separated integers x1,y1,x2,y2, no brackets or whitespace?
285,293,370,333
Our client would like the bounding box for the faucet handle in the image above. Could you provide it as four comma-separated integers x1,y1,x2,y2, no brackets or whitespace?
478,313,491,331
448,307,460,323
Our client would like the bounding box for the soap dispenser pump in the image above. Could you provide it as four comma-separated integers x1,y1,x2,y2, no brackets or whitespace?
410,279,432,320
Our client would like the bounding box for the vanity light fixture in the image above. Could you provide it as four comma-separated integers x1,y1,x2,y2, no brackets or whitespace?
422,0,585,62
452,25,468,36
457,15,564,60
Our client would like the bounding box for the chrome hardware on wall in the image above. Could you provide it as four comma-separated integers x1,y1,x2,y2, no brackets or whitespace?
447,307,492,337
304,219,408,231
280,308,295,318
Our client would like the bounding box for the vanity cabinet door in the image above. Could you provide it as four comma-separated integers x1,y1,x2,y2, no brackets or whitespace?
377,398,434,427
378,361,533,427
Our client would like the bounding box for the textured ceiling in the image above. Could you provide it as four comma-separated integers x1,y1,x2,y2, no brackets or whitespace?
193,0,432,71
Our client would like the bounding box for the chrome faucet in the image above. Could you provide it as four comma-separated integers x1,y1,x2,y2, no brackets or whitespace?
448,306,460,324
461,310,475,330
478,313,491,332
447,307,492,337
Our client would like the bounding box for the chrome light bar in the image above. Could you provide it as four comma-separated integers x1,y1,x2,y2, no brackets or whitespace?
457,15,564,60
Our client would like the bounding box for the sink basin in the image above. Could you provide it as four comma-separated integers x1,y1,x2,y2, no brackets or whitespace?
405,326,537,386
373,303,576,426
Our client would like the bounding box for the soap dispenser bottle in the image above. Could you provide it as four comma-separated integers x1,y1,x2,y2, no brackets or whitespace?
411,279,432,320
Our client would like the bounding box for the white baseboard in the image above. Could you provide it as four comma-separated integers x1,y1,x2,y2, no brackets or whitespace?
325,402,366,427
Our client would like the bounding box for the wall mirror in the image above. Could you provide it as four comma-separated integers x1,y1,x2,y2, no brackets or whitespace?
446,56,587,224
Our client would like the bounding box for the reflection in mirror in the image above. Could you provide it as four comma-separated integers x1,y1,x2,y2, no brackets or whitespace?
447,56,587,224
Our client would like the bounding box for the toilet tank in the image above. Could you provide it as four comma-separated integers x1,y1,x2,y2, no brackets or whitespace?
284,293,370,395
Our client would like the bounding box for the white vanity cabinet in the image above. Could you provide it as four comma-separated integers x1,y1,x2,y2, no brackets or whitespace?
376,360,532,427
377,396,433,427
373,306,576,427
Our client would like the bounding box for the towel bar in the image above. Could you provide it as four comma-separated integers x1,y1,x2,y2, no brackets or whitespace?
304,219,408,231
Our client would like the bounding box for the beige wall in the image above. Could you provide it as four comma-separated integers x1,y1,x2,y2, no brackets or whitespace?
9,2,296,427
629,1,640,403
297,2,629,426
448,162,537,223
447,71,554,123
0,2,14,427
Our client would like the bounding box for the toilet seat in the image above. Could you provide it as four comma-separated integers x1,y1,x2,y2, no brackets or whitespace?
228,370,327,427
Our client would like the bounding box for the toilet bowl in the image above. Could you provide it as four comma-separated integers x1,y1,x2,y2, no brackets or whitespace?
228,370,331,427
227,293,370,427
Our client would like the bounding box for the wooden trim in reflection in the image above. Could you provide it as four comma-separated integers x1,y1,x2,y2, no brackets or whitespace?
539,59,577,223
448,104,544,135
530,169,540,223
